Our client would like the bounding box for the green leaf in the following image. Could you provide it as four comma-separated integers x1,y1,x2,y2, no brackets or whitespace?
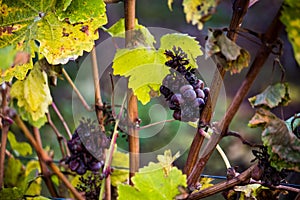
249,108,300,171
205,29,250,74
118,163,186,200
0,45,17,70
105,18,155,48
280,1,300,66
112,48,167,104
111,150,129,187
4,157,25,188
0,0,107,65
1,61,33,84
7,131,32,156
157,150,180,175
249,83,291,109
159,33,203,68
182,0,219,30
11,62,52,128
0,187,23,200
112,33,202,104
199,177,214,190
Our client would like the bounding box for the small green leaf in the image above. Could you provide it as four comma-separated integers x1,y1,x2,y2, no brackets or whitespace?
280,1,300,66
182,0,219,29
159,33,203,68
4,157,25,188
112,48,167,104
106,18,155,48
111,150,129,186
0,45,17,70
118,163,186,200
157,150,180,175
249,83,290,109
249,108,300,171
7,131,32,156
199,177,214,190
118,150,187,200
0,187,23,200
11,62,52,128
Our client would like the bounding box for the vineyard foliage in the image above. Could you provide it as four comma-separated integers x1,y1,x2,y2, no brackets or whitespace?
0,0,300,199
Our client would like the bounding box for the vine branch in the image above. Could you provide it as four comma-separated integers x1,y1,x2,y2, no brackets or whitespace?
184,0,250,177
187,6,283,188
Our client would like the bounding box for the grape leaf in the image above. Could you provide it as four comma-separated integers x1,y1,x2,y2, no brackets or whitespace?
0,0,107,65
157,149,180,175
105,18,155,48
112,33,202,104
0,45,17,70
1,61,33,84
182,0,219,30
205,29,250,74
249,82,290,109
281,1,300,66
4,157,25,188
7,131,32,156
118,162,186,200
10,62,52,128
249,108,300,171
159,33,203,68
111,150,129,186
234,184,274,200
199,177,214,190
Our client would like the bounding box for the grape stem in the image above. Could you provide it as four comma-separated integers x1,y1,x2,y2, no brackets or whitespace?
138,119,175,130
62,68,93,112
51,102,72,139
184,0,250,178
46,112,70,157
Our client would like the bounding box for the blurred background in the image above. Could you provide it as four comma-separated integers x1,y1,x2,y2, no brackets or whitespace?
10,0,299,199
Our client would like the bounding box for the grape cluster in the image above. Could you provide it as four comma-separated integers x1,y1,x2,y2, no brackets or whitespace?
252,147,288,186
160,47,209,122
65,118,110,175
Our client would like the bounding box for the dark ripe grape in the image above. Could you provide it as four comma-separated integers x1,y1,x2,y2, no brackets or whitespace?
76,161,87,175
180,85,193,94
195,89,205,99
182,89,197,101
89,161,101,172
177,65,186,74
168,101,179,110
185,72,197,84
173,110,181,120
192,98,205,108
171,93,184,105
192,79,204,90
160,85,172,98
69,159,80,171
203,87,210,98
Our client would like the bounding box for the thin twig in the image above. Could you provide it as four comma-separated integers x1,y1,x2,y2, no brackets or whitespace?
137,119,175,130
0,84,10,189
185,0,250,179
248,180,300,193
99,94,127,200
46,112,69,157
62,68,93,112
14,116,83,200
33,127,58,197
225,131,262,148
51,102,72,139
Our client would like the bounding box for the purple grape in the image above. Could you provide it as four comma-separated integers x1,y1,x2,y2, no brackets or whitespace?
171,93,184,104
173,110,181,120
180,85,193,94
69,159,80,171
203,87,210,98
182,89,197,101
195,89,205,99
192,79,204,89
89,162,102,172
192,98,205,108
